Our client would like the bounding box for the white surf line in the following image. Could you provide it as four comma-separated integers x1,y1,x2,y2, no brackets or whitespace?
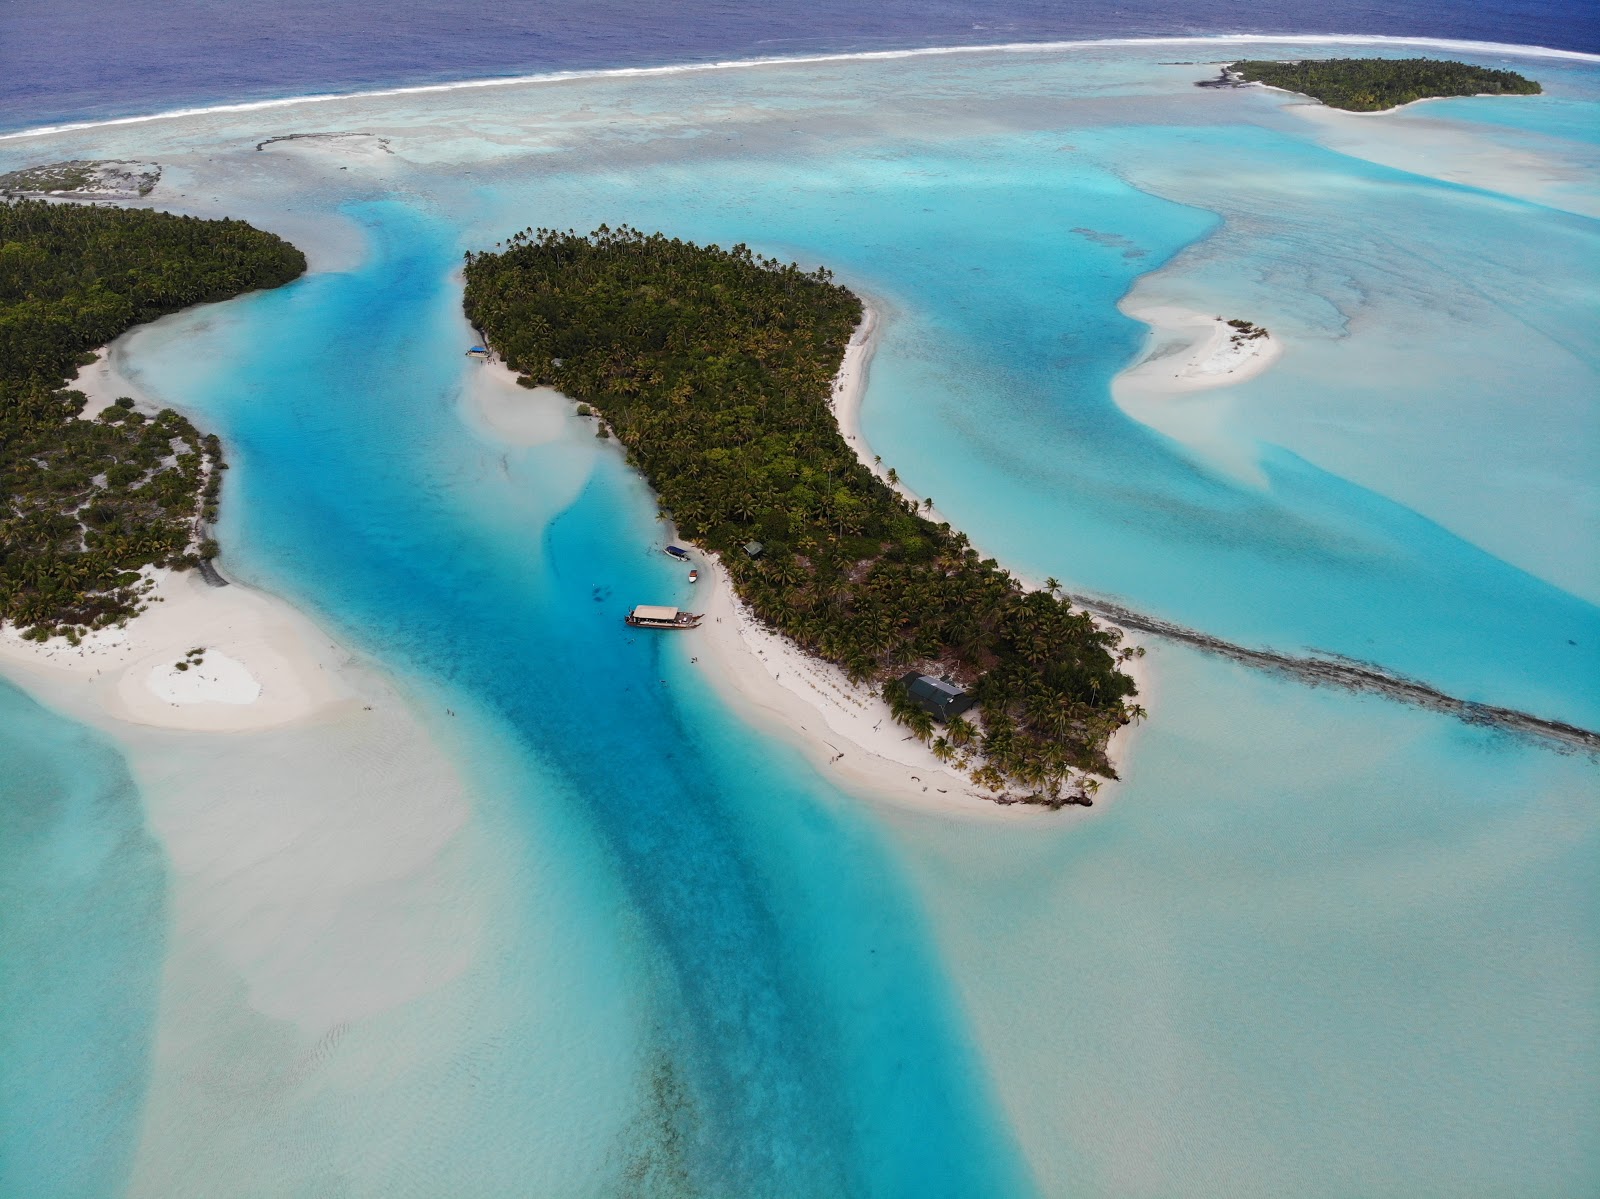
2,34,1594,143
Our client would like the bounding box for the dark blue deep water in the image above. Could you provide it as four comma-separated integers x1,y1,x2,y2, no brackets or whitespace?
2,0,1595,134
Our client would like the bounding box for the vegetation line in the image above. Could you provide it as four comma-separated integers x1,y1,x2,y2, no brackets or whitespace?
1,197,305,638
464,225,1139,805
1070,594,1600,755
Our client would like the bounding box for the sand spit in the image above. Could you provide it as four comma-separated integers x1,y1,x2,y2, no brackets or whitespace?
460,355,576,447
0,330,358,732
0,567,353,733
110,664,512,1198
1112,303,1284,486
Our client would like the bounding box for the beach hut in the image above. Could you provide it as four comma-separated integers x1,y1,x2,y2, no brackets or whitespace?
899,672,974,723
743,541,765,559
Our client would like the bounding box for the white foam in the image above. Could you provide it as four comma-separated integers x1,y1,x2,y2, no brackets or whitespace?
2,34,1592,143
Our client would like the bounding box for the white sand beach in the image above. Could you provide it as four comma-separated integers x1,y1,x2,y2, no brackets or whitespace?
1112,302,1284,486
68,342,163,419
687,303,997,812
0,566,354,732
692,555,1001,813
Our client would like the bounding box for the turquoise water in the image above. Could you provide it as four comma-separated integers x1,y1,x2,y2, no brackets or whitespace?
114,200,1032,1195
1,43,1597,1195
893,642,1600,1197
0,682,165,1198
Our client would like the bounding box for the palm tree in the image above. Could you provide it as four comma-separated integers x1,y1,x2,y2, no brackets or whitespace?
1045,576,1061,595
905,707,935,742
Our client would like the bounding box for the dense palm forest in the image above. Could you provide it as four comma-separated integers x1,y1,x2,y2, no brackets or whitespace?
1,198,305,637
464,226,1139,803
1229,58,1540,112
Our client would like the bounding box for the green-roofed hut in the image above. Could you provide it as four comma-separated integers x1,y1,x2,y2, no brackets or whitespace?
899,672,974,723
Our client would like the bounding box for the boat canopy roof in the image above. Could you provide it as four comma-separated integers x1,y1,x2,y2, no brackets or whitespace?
632,605,680,621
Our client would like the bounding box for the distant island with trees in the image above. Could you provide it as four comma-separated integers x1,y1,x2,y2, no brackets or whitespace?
464,226,1139,804
0,195,305,640
1201,57,1541,112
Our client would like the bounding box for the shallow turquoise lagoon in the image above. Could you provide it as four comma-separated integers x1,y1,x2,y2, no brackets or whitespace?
2,43,1597,1196
0,683,165,1198
453,115,1599,722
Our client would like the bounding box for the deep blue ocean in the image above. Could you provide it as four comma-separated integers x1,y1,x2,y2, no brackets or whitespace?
2,0,1597,134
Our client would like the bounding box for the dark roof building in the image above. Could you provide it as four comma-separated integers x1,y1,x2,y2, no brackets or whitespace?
899,672,974,723
743,541,765,559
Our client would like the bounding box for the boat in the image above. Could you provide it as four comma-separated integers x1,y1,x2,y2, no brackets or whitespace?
465,345,491,360
664,545,691,561
688,569,699,584
626,605,703,630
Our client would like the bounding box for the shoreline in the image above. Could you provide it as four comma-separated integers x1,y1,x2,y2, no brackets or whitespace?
1229,75,1542,117
691,553,1010,816
637,304,1019,815
684,301,1152,814
0,344,356,734
833,303,1154,783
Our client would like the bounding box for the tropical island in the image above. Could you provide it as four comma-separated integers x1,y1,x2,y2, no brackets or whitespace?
1203,57,1541,111
0,196,306,639
464,226,1139,803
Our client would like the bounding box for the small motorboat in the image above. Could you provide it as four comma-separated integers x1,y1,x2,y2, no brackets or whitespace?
664,546,691,562
688,569,699,584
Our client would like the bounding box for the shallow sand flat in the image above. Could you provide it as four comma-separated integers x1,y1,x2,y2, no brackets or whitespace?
1111,302,1284,487
113,684,529,1196
459,359,575,446
1282,100,1600,219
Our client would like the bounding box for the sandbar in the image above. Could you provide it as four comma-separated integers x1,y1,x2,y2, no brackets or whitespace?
1112,301,1283,487
0,565,354,733
459,355,576,446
